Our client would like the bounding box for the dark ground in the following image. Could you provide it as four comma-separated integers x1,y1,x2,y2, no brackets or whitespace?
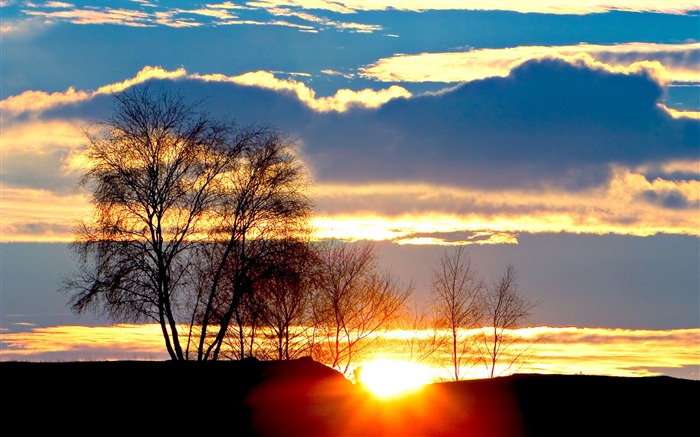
3,357,698,436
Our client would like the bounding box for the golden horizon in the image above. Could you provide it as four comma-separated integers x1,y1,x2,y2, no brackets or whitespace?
2,324,697,381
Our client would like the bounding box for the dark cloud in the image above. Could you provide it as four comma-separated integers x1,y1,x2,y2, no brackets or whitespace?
7,222,74,236
40,56,699,192
640,189,697,209
1,149,81,193
642,167,700,183
303,56,697,190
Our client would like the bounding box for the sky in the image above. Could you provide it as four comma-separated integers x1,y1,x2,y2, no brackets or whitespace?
1,1,699,377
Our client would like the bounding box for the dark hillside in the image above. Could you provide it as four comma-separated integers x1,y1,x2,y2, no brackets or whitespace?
3,358,697,436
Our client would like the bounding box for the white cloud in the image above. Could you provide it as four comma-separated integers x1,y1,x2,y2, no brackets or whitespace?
206,2,248,10
11,1,697,33
174,7,238,20
0,65,411,120
7,0,698,38
247,0,355,14
0,87,90,116
244,0,699,15
263,6,382,32
0,67,189,119
23,7,153,26
44,2,73,8
360,42,700,85
184,68,412,112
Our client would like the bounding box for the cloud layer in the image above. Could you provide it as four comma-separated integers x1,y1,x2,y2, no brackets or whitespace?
360,43,700,85
4,0,698,33
2,54,698,243
2,324,697,380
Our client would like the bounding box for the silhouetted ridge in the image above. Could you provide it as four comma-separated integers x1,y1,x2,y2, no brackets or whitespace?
4,360,697,437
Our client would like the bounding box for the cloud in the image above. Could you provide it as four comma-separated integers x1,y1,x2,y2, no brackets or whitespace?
639,188,698,209
19,3,236,28
153,11,202,28
244,1,700,15
0,186,89,242
207,2,247,11
0,66,409,119
309,163,700,242
304,55,698,190
175,7,238,20
360,42,700,85
194,70,411,111
2,324,697,380
23,7,153,27
5,221,74,237
0,66,413,241
12,1,381,31
392,231,519,246
247,0,356,14
10,1,697,34
0,120,86,191
97,66,189,94
0,15,51,36
637,159,700,181
0,87,90,115
43,2,73,8
262,6,383,32
2,55,698,242
662,105,700,119
0,324,170,360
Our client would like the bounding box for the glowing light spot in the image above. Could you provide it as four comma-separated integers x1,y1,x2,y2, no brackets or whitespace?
355,359,432,398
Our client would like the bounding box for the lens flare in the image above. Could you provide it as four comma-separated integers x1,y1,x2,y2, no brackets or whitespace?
355,359,433,398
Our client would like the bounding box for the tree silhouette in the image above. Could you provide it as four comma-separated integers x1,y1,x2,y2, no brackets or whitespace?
309,241,412,376
64,84,313,361
397,303,448,369
257,239,317,360
195,129,313,361
430,246,484,381
65,85,242,360
479,263,539,378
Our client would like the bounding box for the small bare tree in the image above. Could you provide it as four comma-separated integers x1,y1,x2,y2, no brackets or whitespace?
397,303,448,368
479,263,538,378
310,241,412,376
430,246,484,381
257,239,316,360
196,129,313,361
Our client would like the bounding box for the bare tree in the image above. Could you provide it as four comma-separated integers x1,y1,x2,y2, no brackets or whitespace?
196,131,313,361
257,239,317,360
64,85,314,361
430,246,484,381
397,303,448,367
479,263,538,378
229,280,267,359
219,238,316,361
64,85,241,360
310,241,412,376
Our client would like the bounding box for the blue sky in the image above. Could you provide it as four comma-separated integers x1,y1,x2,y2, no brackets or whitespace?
1,1,699,336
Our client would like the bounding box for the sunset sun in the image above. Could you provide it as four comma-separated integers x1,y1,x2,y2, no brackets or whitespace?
355,359,433,398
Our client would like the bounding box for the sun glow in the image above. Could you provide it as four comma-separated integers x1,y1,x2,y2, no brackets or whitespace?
355,359,433,398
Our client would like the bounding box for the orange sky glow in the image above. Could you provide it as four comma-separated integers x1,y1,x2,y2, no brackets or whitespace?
1,324,697,381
